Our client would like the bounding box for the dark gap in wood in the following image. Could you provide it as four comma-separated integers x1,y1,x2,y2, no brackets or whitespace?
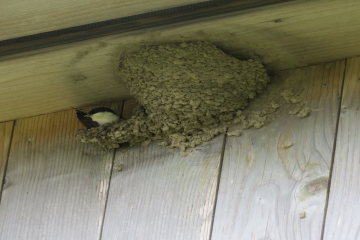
97,100,124,239
120,99,129,119
0,0,294,57
98,149,116,240
98,99,127,238
209,134,227,240
120,100,126,117
320,59,347,240
85,100,123,239
0,121,16,203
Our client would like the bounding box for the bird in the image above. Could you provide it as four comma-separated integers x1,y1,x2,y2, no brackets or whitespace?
74,107,120,129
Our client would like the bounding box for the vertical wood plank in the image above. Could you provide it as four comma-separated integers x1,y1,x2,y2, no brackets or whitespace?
323,57,360,239
211,60,345,240
101,101,225,239
0,102,122,240
0,121,14,196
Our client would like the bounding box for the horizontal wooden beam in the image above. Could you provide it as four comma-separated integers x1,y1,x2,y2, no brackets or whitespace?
1,0,360,123
0,0,292,57
0,0,203,41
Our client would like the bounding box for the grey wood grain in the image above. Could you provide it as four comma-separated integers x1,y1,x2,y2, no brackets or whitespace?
322,57,360,239
0,0,203,41
211,61,345,240
102,98,225,239
0,102,122,240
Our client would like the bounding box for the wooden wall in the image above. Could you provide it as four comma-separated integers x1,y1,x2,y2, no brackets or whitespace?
1,57,360,239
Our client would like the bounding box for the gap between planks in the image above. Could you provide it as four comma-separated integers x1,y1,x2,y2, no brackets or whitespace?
0,121,15,203
98,99,132,240
320,59,347,240
209,135,227,240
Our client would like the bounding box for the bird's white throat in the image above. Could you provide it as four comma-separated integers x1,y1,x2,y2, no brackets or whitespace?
89,112,119,125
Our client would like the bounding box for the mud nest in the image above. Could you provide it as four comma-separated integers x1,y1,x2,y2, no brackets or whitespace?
75,41,270,151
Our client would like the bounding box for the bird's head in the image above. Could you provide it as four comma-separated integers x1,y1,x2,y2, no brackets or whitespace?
75,107,120,129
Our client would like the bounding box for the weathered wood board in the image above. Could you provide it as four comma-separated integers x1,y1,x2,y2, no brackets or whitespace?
211,60,345,239
0,39,131,122
322,57,360,239
2,1,360,122
101,137,225,240
0,121,14,197
101,100,225,239
1,0,203,41
0,102,122,240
